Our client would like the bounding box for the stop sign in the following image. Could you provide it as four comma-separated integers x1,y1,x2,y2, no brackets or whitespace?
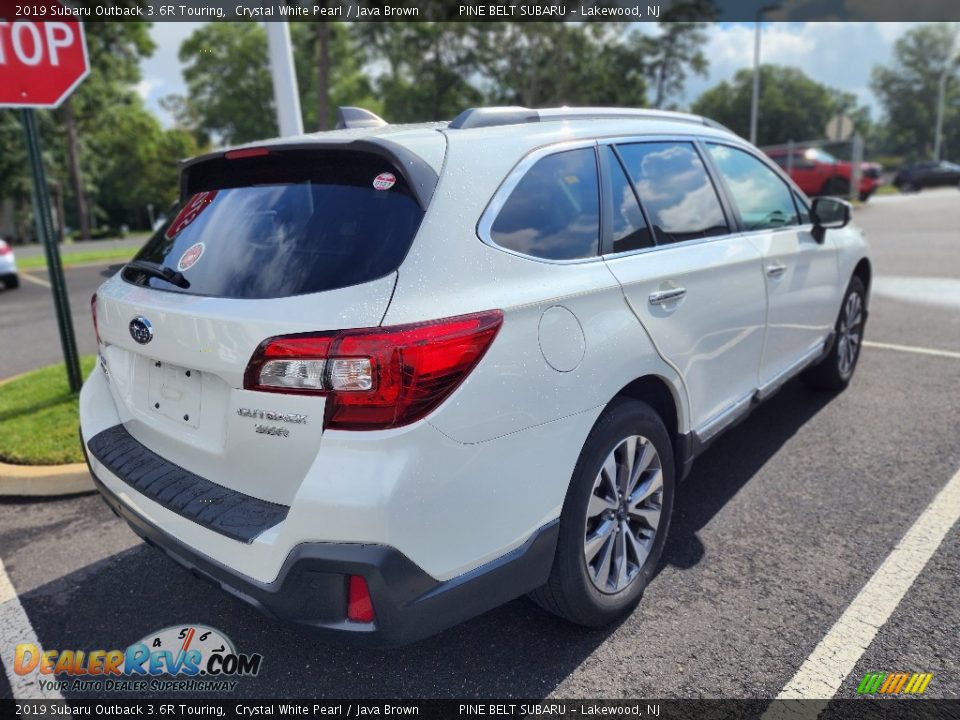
0,14,89,108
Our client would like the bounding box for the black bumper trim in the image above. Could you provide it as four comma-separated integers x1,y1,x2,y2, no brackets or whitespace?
82,431,559,646
87,424,288,543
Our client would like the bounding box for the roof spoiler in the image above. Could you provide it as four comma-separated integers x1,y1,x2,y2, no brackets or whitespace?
335,107,388,130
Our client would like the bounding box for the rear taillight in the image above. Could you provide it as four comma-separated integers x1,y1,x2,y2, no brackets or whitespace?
346,575,375,623
0,240,10,256
91,293,101,346
244,310,503,430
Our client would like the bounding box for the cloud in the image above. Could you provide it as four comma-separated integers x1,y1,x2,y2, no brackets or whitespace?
141,22,205,125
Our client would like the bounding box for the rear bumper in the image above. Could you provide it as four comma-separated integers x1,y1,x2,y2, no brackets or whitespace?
85,443,558,646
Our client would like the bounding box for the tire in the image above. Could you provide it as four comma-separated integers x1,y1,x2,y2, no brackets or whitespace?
529,398,675,627
3,274,18,290
801,275,866,391
858,191,872,203
821,177,850,197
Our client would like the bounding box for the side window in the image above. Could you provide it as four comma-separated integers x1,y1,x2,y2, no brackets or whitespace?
707,143,800,231
616,142,728,244
603,147,654,254
489,147,600,260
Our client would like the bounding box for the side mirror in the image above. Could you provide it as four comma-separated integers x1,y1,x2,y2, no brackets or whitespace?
810,197,851,243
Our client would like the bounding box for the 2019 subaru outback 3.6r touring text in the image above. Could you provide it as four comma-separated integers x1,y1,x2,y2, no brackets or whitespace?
80,106,871,645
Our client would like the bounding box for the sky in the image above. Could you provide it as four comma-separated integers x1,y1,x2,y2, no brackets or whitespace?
138,22,920,128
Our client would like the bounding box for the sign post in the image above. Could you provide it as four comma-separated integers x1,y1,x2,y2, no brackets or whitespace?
0,16,91,392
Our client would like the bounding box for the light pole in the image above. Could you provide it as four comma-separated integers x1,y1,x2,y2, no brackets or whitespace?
933,51,958,161
266,22,304,137
750,4,781,145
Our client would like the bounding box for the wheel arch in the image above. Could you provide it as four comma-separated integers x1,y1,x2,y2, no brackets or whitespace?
611,374,690,480
853,257,872,299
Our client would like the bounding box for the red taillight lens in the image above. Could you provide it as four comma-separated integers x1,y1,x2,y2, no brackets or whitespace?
244,310,503,430
91,293,101,345
0,240,10,256
346,575,375,623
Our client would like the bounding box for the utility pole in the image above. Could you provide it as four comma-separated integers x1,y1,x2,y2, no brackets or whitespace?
934,30,959,161
750,4,781,145
266,22,304,137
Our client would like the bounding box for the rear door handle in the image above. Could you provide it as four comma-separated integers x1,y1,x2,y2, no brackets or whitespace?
648,287,686,305
766,263,787,278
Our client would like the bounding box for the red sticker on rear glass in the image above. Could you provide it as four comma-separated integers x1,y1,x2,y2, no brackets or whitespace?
177,242,205,272
373,172,396,191
165,191,217,240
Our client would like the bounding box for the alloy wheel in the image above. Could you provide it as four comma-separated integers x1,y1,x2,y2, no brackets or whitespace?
584,435,663,594
837,290,863,379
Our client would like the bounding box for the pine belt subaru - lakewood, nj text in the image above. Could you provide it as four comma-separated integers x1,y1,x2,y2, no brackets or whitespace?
80,106,871,645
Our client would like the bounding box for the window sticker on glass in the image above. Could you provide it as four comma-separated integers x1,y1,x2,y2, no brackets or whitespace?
373,172,396,190
177,242,206,272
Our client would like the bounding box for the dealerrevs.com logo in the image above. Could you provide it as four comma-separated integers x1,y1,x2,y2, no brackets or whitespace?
14,625,263,693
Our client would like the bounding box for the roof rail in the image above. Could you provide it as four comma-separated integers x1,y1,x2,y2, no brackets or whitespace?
335,107,388,130
449,106,734,134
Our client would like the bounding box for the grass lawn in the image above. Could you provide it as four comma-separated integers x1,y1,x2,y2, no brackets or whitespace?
18,247,137,270
0,357,96,465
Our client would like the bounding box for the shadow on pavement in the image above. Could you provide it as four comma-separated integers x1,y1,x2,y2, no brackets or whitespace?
16,380,837,700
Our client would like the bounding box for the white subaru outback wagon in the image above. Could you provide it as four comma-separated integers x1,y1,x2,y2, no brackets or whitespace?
80,106,870,645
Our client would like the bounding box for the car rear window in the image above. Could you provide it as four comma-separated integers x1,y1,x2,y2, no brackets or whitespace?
124,150,424,299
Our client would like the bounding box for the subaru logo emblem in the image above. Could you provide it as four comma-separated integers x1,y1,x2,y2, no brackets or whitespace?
129,316,153,345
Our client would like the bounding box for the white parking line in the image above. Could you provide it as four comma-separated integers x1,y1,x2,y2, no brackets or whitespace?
771,465,960,703
864,340,960,360
0,556,64,700
18,272,50,288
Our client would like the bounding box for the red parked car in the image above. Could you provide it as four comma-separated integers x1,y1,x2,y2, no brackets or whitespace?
765,147,882,201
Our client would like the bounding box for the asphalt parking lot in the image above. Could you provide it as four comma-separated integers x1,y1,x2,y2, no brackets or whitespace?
0,189,958,701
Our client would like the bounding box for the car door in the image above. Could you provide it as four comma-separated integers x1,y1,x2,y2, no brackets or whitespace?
703,141,841,393
601,141,767,441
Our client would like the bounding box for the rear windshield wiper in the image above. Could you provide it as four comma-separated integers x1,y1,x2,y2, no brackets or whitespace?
124,260,190,289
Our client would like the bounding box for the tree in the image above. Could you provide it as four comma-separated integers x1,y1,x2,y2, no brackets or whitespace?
475,23,648,109
174,22,378,142
691,65,870,146
178,23,276,145
645,0,713,108
62,22,155,238
354,23,484,121
871,23,960,161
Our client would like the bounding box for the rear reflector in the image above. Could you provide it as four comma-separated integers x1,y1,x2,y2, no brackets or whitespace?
346,575,375,623
244,310,503,430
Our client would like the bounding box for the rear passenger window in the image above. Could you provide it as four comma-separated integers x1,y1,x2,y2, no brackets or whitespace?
616,142,728,244
604,147,654,254
707,143,800,231
489,147,600,260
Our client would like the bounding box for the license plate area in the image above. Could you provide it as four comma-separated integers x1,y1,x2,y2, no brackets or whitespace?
148,361,201,428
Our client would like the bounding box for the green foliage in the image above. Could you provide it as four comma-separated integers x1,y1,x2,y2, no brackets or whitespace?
871,23,960,161
691,65,871,147
0,356,96,465
475,24,647,109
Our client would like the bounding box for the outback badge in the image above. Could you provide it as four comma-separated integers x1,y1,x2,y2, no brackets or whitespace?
129,316,153,345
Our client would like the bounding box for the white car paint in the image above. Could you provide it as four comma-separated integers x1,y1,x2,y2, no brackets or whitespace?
80,109,870,593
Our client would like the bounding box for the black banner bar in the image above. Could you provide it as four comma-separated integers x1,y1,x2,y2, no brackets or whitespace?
2,700,960,720
1,0,960,23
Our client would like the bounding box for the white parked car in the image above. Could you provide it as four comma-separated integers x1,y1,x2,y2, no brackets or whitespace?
0,239,18,289
80,107,870,645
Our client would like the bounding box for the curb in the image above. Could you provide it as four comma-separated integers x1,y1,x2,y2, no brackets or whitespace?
0,461,95,497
